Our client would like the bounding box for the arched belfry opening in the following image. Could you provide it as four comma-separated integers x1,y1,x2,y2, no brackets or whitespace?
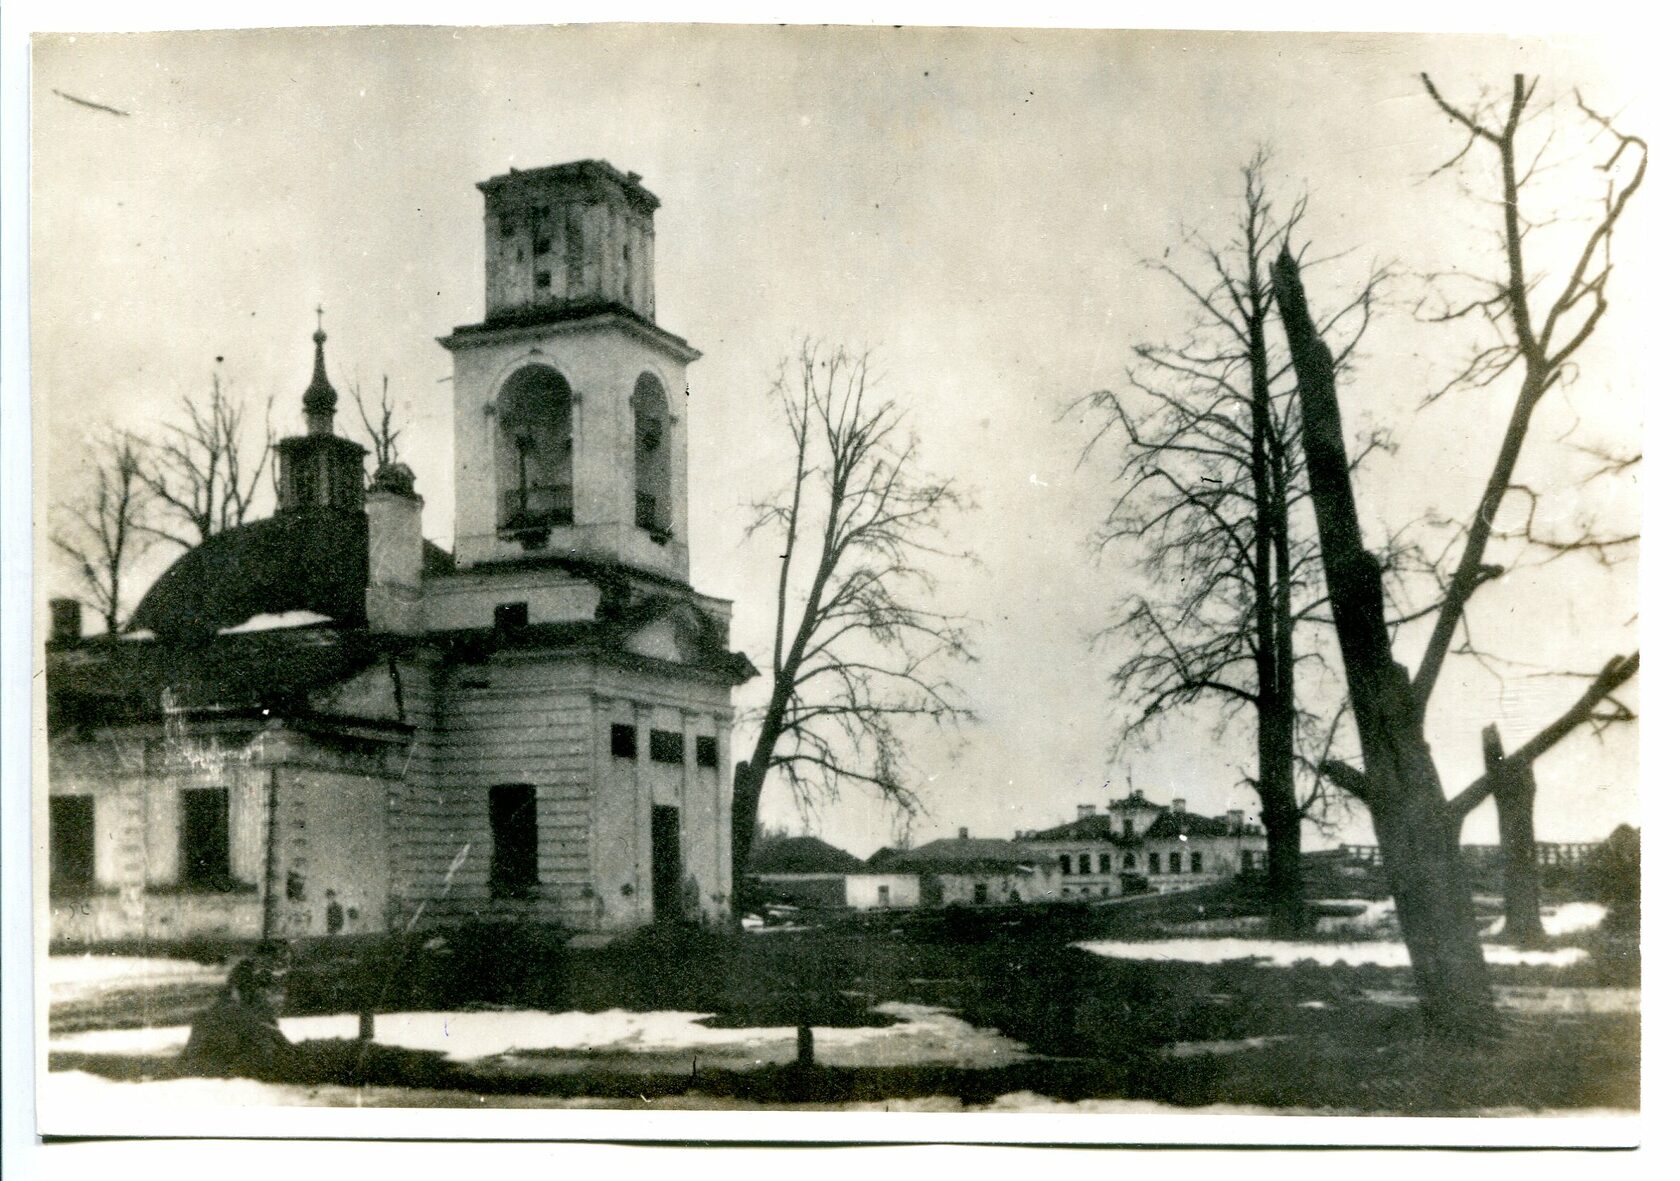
496,365,574,533
631,372,671,539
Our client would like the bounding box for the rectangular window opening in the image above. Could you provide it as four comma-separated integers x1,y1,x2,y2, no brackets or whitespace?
1191,851,1204,874
179,788,232,889
50,795,96,891
534,236,552,256
1077,853,1091,875
695,736,719,769
635,491,661,531
1058,854,1072,875
1169,852,1183,874
610,723,638,760
650,729,684,765
535,270,552,291
489,785,539,900
1148,852,1161,874
1099,853,1111,874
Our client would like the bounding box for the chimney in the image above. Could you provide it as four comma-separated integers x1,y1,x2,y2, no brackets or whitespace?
1172,798,1186,814
49,598,82,644
1227,809,1244,834
958,826,969,840
1076,804,1095,820
365,463,425,634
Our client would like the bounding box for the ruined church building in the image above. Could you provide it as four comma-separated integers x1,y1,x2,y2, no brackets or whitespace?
46,161,756,943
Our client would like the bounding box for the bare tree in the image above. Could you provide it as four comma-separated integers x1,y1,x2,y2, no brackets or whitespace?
50,432,153,636
136,371,274,549
1080,156,1381,935
1270,75,1644,1034
731,343,975,895
352,375,403,473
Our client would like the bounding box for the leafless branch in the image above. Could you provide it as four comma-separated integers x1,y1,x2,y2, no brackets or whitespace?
733,342,976,881
50,432,154,635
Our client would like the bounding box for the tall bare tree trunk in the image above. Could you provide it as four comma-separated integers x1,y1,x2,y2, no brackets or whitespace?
1482,724,1544,948
730,762,758,901
1246,242,1309,938
731,675,794,900
1273,249,1495,1036
1256,675,1307,934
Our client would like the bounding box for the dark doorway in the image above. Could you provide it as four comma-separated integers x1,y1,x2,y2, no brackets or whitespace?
489,785,539,899
50,795,95,891
651,805,682,922
179,788,231,888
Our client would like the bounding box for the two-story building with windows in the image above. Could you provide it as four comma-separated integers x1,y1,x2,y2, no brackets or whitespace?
44,161,756,945
1017,791,1267,897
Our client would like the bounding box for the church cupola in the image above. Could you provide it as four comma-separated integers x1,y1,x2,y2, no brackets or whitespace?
275,311,367,513
302,316,339,435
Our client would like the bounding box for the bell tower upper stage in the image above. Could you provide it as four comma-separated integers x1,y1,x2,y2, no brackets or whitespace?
440,160,700,581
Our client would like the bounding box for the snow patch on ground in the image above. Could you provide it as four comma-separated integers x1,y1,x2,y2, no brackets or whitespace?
51,1014,358,1058
1493,986,1638,1015
50,1003,1029,1069
1485,901,1607,939
1314,898,1396,933
48,955,225,1006
219,610,333,634
1075,937,1588,968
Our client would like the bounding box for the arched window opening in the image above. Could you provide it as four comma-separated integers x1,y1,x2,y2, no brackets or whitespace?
631,372,671,538
495,366,573,533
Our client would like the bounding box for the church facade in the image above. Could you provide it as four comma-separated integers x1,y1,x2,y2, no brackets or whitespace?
44,160,755,945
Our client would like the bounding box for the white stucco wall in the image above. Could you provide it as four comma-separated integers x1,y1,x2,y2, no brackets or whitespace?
421,567,602,633
843,874,921,909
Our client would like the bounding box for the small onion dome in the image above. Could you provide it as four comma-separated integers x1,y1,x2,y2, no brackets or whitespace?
302,321,338,431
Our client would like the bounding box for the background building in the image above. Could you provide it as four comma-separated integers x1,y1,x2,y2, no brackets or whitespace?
871,830,1062,907
1018,791,1266,896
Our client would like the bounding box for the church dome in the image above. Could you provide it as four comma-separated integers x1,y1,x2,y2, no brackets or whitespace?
129,510,369,644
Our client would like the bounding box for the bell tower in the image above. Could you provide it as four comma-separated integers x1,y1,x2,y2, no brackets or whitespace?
439,160,700,582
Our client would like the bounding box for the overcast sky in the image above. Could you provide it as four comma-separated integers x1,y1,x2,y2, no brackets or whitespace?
30,24,1648,856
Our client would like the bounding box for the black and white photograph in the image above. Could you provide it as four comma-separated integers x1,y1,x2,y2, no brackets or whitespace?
14,13,1654,1146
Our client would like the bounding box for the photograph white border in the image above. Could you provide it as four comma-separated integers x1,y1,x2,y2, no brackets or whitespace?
4,0,1671,1167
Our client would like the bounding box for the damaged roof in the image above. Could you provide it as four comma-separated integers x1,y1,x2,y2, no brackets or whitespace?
46,626,396,730
129,510,370,644
128,510,454,647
